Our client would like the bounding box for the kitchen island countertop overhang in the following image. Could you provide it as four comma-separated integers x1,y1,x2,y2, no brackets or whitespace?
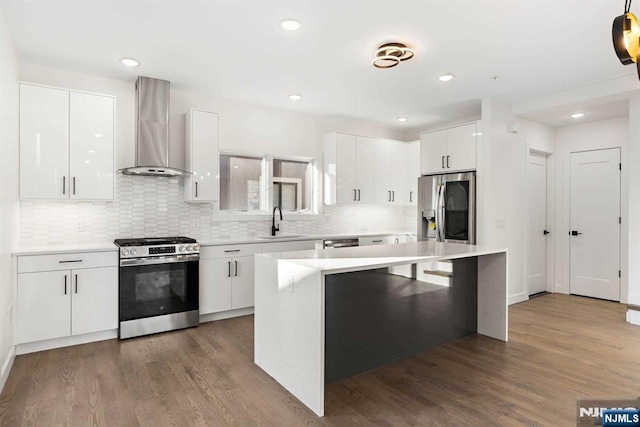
254,241,508,417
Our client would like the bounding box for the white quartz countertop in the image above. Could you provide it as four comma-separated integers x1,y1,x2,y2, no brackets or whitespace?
12,231,415,256
257,241,507,275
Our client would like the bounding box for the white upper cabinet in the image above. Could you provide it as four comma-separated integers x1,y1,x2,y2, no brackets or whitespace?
407,141,420,205
355,136,376,204
445,123,477,173
325,132,413,206
69,92,115,200
389,142,408,205
19,84,70,199
19,84,115,200
184,109,219,202
420,122,478,175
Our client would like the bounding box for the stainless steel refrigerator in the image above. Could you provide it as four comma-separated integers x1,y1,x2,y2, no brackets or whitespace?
418,172,476,244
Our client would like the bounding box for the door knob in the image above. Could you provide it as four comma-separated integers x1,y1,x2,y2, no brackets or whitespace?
570,230,583,236
543,230,550,235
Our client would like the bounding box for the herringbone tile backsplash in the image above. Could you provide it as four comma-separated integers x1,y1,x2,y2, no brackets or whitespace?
19,176,416,246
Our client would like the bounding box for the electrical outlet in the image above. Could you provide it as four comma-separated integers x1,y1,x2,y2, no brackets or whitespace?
76,220,85,232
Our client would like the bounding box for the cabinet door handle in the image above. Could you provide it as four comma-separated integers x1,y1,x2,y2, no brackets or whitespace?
395,238,399,244
64,275,67,295
62,176,66,195
353,189,357,201
195,182,198,198
409,191,413,202
388,191,391,202
224,249,240,253
228,261,231,277
442,156,445,169
72,177,76,195
392,191,395,202
234,260,238,277
75,274,78,294
446,155,450,168
357,189,361,201
59,260,83,264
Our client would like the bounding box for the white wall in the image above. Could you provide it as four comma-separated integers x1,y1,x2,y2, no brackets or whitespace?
480,98,555,304
628,99,640,307
0,6,19,392
554,117,629,301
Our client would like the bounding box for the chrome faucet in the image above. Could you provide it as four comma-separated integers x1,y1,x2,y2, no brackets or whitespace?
272,206,283,236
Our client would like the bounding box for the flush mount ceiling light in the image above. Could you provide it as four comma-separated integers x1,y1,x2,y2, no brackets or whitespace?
571,112,586,119
613,0,640,77
281,19,300,31
397,117,408,122
120,57,139,67
372,42,414,69
439,74,455,82
288,94,302,101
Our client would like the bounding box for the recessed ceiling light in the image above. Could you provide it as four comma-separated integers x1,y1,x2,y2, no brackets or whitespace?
472,132,483,136
571,112,585,119
397,117,408,122
288,94,302,101
281,19,300,31
120,58,139,67
438,74,455,82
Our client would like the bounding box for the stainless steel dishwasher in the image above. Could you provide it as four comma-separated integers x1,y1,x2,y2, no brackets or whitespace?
322,238,359,249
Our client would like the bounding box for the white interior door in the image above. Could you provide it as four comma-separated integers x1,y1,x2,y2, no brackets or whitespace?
526,153,548,295
570,148,621,301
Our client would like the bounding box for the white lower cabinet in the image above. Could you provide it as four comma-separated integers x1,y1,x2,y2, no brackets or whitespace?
199,243,262,315
17,256,118,344
358,236,388,246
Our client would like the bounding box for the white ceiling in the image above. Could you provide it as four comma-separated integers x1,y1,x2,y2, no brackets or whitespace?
519,100,629,128
1,0,635,130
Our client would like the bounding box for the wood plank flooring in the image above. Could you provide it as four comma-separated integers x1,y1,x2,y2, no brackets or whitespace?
1,294,639,426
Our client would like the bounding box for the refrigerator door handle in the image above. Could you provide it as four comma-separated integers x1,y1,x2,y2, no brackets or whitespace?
436,182,445,242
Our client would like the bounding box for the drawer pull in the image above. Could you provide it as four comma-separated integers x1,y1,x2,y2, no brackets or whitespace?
224,249,241,253
59,260,83,264
372,240,384,243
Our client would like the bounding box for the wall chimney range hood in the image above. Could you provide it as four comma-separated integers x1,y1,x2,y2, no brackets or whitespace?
119,76,191,177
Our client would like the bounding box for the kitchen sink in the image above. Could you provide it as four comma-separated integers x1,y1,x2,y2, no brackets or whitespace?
257,235,307,240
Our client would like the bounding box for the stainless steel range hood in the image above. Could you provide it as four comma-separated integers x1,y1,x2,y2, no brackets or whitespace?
119,76,191,177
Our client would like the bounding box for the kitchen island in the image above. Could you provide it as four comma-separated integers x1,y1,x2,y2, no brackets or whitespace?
254,241,508,417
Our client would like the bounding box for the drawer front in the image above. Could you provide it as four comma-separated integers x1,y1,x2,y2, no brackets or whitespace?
358,236,389,246
201,243,263,259
18,251,118,273
262,240,322,253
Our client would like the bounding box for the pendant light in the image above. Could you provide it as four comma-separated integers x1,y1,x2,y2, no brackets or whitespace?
613,0,640,73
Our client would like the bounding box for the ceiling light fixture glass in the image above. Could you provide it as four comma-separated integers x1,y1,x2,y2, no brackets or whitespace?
613,0,640,77
439,74,455,82
373,42,414,69
571,112,585,119
281,19,301,31
120,58,139,67
289,94,302,101
397,117,408,122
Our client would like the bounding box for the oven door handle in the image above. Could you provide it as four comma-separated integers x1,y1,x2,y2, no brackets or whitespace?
120,254,200,267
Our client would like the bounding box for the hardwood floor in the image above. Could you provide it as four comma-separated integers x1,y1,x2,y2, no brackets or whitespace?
1,294,639,426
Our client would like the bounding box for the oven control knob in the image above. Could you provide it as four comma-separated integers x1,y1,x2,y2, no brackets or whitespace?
121,249,129,256
179,246,186,252
186,246,193,252
130,248,137,256
193,244,200,252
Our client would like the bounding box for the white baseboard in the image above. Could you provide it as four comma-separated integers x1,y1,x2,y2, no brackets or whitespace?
627,293,640,307
0,345,16,393
16,330,117,355
627,308,640,326
509,292,529,305
200,307,254,323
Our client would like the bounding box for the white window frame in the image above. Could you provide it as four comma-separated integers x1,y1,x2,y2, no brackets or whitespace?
213,152,321,221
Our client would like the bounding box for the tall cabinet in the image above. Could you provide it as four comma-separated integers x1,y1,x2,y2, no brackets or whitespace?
19,83,115,200
184,109,219,202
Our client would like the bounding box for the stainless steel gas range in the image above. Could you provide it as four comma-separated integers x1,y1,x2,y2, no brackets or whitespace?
114,237,200,339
